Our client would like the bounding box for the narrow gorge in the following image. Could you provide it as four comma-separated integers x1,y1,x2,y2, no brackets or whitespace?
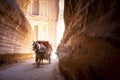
0,0,120,80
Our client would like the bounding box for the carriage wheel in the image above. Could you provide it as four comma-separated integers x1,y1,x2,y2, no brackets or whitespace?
49,57,51,64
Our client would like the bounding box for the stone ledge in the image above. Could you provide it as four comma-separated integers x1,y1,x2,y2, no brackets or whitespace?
0,53,33,63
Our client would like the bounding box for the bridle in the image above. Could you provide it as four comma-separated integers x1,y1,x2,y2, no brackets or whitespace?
33,42,37,51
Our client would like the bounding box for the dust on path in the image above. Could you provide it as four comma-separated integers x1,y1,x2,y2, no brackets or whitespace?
0,58,64,80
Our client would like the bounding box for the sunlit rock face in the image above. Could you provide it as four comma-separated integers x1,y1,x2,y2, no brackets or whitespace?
57,0,120,80
0,0,33,54
15,0,31,13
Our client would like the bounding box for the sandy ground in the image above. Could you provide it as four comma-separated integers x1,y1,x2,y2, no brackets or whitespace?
0,51,65,80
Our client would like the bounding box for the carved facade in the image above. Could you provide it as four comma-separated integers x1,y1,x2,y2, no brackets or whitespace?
26,0,59,48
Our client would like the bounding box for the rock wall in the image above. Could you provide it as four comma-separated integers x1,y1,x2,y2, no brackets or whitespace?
0,0,33,61
15,0,31,13
57,0,120,80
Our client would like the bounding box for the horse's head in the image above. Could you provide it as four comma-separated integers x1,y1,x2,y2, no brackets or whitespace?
32,41,37,51
33,41,40,51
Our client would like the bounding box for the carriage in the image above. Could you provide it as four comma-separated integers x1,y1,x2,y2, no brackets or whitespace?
33,41,52,65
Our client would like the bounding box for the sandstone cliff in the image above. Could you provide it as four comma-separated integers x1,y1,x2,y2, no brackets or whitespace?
57,0,120,80
0,0,33,61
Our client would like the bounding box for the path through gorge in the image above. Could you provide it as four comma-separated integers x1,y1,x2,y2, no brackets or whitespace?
0,51,64,80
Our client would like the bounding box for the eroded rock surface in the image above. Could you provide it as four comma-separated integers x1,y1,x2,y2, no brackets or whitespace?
15,0,31,13
0,0,33,61
57,0,120,80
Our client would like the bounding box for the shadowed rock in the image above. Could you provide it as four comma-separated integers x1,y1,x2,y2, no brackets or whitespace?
57,0,120,80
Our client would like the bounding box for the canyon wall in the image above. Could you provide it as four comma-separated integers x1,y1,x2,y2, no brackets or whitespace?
0,0,33,62
15,0,31,13
57,0,120,80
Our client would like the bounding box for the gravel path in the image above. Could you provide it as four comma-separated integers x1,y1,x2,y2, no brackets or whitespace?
0,54,65,80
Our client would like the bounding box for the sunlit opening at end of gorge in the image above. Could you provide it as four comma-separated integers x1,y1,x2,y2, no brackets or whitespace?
56,0,65,46
25,0,65,48
56,17,65,46
25,0,65,60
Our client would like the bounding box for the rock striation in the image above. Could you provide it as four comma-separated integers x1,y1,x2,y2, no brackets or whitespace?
15,0,31,13
0,0,33,61
57,0,120,80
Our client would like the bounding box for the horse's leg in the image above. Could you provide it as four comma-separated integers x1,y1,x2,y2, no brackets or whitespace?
41,58,43,65
38,60,40,67
35,53,38,67
35,53,38,63
41,53,44,65
38,54,41,67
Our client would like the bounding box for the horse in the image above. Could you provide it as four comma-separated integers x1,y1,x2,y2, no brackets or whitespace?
32,41,46,67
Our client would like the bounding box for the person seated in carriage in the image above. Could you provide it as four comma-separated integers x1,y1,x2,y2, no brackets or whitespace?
39,43,46,53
